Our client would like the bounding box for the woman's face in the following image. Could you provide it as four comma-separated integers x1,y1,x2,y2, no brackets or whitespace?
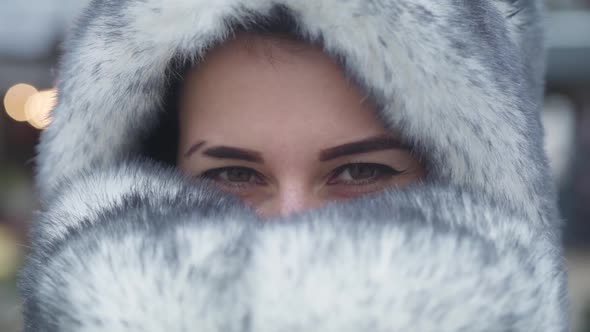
178,34,424,218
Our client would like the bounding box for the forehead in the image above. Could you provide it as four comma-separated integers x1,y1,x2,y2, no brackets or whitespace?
178,33,386,151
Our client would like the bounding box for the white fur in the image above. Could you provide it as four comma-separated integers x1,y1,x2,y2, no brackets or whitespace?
38,0,553,224
24,164,567,331
22,1,567,331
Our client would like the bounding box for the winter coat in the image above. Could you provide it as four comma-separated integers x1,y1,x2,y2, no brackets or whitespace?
19,0,569,331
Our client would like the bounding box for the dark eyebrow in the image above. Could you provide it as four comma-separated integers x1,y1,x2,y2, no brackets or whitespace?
185,141,264,163
184,141,206,158
319,135,406,161
203,146,264,163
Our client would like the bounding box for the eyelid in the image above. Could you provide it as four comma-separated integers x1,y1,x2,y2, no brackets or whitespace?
331,162,403,175
199,166,267,186
327,163,403,185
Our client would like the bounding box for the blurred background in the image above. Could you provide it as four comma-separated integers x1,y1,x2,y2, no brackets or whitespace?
0,1,589,331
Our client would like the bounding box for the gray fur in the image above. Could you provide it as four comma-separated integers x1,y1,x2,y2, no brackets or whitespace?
21,162,568,331
21,0,568,331
37,0,555,224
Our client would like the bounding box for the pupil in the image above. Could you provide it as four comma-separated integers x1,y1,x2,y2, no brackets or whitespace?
351,165,376,179
228,169,251,182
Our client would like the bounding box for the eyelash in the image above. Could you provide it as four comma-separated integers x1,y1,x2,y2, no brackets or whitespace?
199,163,403,188
199,166,267,189
327,163,403,185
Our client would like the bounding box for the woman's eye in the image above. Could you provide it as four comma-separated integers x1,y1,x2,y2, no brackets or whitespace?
328,163,402,185
200,167,265,185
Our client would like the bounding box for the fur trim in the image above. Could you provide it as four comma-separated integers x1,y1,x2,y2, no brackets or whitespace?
37,0,554,223
20,163,568,331
22,0,568,331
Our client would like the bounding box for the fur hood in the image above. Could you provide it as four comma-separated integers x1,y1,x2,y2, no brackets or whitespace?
20,0,568,331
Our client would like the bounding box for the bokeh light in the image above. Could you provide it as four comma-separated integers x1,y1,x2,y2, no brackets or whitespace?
0,225,20,281
25,89,55,130
3,84,38,122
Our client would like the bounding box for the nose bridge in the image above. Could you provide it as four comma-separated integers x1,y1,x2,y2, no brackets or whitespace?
262,180,321,218
278,182,310,216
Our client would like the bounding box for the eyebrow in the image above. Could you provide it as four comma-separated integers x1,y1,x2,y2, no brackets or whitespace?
183,141,206,158
204,146,264,163
185,142,264,163
319,135,406,161
184,134,405,163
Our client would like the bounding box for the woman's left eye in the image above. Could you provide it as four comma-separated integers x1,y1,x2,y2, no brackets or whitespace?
327,163,402,185
199,166,265,186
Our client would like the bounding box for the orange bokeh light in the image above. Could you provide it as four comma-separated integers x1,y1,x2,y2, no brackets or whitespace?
3,83,38,122
25,89,56,130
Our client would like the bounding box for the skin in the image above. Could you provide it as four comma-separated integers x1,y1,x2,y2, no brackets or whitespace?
178,33,424,218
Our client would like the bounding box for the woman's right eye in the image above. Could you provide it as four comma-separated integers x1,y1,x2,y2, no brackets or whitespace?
200,167,265,186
